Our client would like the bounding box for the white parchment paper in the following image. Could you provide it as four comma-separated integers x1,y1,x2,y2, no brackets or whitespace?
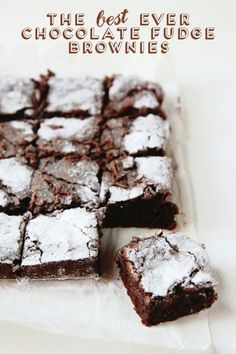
0,57,215,353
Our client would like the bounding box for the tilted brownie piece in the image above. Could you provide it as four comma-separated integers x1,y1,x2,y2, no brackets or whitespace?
100,156,178,229
0,157,33,213
20,208,101,279
0,77,35,120
116,232,218,326
0,212,28,278
30,156,101,214
43,76,105,117
101,114,169,161
104,75,165,118
37,116,102,158
0,120,38,167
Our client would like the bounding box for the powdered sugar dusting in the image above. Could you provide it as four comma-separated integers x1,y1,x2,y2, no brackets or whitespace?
38,117,96,141
61,141,77,153
0,213,23,264
125,233,216,297
109,75,163,102
47,77,103,115
100,156,173,204
135,156,173,192
109,186,144,203
0,190,8,207
122,156,134,169
10,121,34,142
0,77,33,114
123,114,169,154
134,91,159,109
0,158,33,193
22,208,99,266
45,158,100,192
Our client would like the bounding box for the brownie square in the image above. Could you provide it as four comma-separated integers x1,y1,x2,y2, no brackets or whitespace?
101,114,169,161
104,75,165,118
116,232,218,326
0,77,35,120
0,120,38,167
0,212,28,278
37,116,102,158
20,207,101,279
100,156,178,229
0,157,34,213
43,76,105,117
29,156,101,214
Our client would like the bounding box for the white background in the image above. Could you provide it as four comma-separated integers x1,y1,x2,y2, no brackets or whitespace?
0,0,235,353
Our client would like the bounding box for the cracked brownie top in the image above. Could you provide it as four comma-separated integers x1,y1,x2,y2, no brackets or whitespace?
0,77,34,115
121,232,217,297
0,213,26,266
104,74,165,118
101,114,169,160
21,208,100,266
37,116,102,158
30,156,101,214
45,76,104,116
100,156,173,204
0,157,33,213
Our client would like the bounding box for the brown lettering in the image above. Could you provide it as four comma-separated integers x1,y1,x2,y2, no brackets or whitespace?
205,27,215,40
47,13,57,26
75,13,85,26
140,13,149,26
21,27,32,39
166,13,176,25
69,41,79,53
180,13,190,26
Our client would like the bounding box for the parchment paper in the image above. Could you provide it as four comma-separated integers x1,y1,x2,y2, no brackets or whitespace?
0,57,215,353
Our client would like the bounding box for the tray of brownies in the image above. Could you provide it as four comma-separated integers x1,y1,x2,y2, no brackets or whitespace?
0,71,217,347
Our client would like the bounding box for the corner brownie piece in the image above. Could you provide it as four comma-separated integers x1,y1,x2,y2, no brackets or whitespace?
101,114,169,160
37,116,102,158
0,157,33,213
0,120,37,167
30,156,101,214
104,75,165,118
20,208,101,279
100,156,178,229
0,77,35,120
116,232,218,326
43,76,104,117
0,212,28,278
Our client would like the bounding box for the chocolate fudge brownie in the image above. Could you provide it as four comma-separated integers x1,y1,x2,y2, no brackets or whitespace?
0,120,38,167
0,157,33,213
20,207,101,279
100,156,178,228
0,212,28,278
37,116,102,158
104,75,165,118
116,232,218,326
0,77,35,120
30,156,101,214
101,114,169,161
43,76,105,117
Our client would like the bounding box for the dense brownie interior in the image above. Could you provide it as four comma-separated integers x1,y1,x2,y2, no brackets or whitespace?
100,156,178,228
